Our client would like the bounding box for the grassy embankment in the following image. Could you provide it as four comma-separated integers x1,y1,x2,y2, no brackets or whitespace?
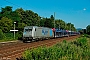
22,35,90,60
0,33,18,42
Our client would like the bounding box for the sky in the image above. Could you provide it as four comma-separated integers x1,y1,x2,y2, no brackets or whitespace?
0,0,90,29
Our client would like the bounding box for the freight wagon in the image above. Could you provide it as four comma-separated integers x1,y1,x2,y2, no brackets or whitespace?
55,29,69,37
23,26,54,42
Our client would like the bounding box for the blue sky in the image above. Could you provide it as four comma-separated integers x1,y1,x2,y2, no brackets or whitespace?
0,0,90,29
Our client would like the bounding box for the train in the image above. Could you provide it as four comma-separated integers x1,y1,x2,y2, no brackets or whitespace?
22,26,80,42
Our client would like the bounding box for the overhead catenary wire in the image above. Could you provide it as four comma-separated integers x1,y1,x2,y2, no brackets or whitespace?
3,0,26,9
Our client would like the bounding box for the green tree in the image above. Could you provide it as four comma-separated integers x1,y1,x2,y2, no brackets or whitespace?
15,8,25,23
31,12,40,26
16,23,26,39
50,15,54,28
0,17,13,33
55,19,65,29
15,9,40,26
1,6,12,19
44,18,52,28
67,23,76,31
0,6,20,23
40,17,46,27
44,15,54,28
86,25,90,34
10,11,20,23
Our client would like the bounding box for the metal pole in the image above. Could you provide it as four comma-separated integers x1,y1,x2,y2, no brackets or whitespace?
70,24,71,36
65,23,66,36
54,12,55,28
14,23,15,39
63,24,64,36
54,12,55,38
86,28,87,34
14,22,16,39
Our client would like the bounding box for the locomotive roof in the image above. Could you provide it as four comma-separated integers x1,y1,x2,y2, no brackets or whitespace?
24,26,51,29
24,26,37,29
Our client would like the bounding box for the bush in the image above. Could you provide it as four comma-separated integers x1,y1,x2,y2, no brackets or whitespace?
16,32,23,40
0,29,5,40
22,37,90,60
81,34,90,38
75,37,87,46
4,32,22,40
4,33,13,39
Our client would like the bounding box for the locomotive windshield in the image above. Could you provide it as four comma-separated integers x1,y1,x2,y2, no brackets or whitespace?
25,29,32,32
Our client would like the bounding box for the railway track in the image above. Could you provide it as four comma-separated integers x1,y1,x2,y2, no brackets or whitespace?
0,35,80,60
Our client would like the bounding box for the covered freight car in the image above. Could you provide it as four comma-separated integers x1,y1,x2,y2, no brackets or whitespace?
23,26,54,42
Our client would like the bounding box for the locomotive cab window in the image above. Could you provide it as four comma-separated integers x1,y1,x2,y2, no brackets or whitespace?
29,29,32,32
25,29,32,32
25,29,28,32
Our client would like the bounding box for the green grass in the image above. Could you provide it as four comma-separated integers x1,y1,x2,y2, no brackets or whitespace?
0,39,17,42
0,33,19,42
22,37,90,60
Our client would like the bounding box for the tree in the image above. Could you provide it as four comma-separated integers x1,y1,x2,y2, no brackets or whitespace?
10,11,20,23
0,6,20,23
0,17,13,33
67,23,76,31
50,15,54,28
31,12,40,26
15,9,40,26
16,23,26,39
40,17,46,27
44,15,54,28
15,8,25,22
44,17,53,28
1,6,12,19
55,19,65,29
86,25,90,34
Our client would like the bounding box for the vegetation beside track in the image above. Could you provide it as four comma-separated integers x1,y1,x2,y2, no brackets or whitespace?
22,35,90,60
0,29,20,42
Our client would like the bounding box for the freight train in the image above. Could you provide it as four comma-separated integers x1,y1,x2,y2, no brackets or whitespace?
23,26,80,42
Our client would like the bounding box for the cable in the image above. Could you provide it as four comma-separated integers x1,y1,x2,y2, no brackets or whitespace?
3,0,23,8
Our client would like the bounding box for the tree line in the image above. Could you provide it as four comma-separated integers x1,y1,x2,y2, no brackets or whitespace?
86,25,90,34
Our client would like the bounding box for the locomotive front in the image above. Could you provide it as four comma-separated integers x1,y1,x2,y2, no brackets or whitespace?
23,26,33,41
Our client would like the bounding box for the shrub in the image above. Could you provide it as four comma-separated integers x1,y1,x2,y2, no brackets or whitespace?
0,29,5,40
4,33,13,39
22,37,90,60
81,34,90,38
76,37,87,46
16,32,23,40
